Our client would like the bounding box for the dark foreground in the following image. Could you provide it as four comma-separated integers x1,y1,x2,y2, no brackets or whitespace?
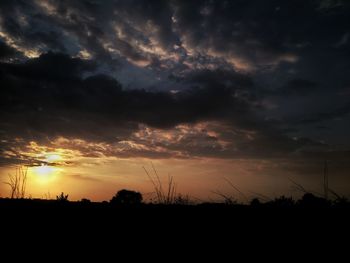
1,196,349,226
1,197,349,258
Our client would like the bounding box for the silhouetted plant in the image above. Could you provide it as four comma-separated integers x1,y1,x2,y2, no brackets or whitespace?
44,191,51,200
333,196,349,208
213,178,248,205
212,190,237,205
269,196,295,208
143,163,177,204
289,178,309,194
249,191,272,202
327,187,349,205
56,192,69,202
298,193,328,207
110,189,143,205
250,198,261,207
3,166,28,199
174,194,191,205
80,198,91,204
224,178,248,203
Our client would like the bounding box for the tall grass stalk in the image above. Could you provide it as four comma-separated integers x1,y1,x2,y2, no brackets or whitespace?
143,163,177,204
4,166,28,199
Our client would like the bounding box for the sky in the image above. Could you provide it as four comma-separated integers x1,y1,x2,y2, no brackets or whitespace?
0,0,350,202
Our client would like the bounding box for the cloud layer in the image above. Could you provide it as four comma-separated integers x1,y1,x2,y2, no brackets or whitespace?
0,0,350,175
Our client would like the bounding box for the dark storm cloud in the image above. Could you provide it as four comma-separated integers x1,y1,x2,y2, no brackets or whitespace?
0,52,323,163
0,0,349,174
297,104,350,124
0,0,178,67
171,0,349,68
279,79,319,96
0,40,20,59
0,1,67,53
113,0,179,49
186,69,254,90
0,53,251,130
1,0,349,73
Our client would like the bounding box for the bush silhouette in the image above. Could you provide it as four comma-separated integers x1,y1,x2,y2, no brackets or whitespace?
56,192,69,202
250,198,261,207
269,196,295,208
80,198,91,204
110,189,143,205
298,193,328,207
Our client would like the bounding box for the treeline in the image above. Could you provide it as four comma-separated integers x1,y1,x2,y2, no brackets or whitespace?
0,189,349,209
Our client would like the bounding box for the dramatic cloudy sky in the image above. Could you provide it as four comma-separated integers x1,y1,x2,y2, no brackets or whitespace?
0,0,349,201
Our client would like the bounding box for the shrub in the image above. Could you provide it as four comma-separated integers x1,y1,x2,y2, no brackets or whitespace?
110,189,143,205
56,192,69,202
80,198,91,204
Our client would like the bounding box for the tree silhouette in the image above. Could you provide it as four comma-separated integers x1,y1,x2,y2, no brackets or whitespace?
110,189,143,205
298,193,328,207
4,166,27,199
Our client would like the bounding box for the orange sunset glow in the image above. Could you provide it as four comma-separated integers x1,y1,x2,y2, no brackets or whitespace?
1,134,348,202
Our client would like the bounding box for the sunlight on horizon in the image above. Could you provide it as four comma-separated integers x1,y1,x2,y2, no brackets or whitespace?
1,143,349,202
30,164,63,184
28,150,65,184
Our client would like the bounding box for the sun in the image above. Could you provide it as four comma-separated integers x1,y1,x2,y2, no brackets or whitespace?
44,152,62,163
31,164,62,184
36,164,55,176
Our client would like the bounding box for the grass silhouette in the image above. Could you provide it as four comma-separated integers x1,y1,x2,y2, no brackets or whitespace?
143,163,178,204
3,166,28,199
1,165,348,209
